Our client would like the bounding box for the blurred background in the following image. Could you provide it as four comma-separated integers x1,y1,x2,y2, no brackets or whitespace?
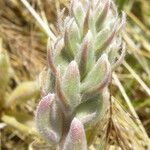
0,0,149,149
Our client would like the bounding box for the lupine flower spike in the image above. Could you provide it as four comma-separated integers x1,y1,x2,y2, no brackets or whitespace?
35,0,126,149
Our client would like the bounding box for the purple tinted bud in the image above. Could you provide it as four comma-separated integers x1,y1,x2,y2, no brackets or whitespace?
63,118,87,150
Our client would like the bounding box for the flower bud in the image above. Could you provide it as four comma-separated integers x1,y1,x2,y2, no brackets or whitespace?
71,0,85,28
96,0,110,31
77,30,95,80
35,94,63,145
80,54,111,93
62,61,80,112
64,19,81,59
38,68,51,96
96,12,126,57
47,38,57,75
63,118,87,150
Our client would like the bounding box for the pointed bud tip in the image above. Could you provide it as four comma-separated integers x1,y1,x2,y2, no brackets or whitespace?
63,118,87,150
121,11,126,27
36,93,55,113
104,0,111,7
47,37,51,49
70,118,85,142
45,130,60,144
68,60,79,75
71,117,82,126
86,30,92,38
69,60,78,68
101,53,108,61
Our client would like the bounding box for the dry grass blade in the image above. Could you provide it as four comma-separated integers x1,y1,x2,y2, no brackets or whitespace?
123,62,150,96
20,0,56,40
123,31,150,75
113,73,149,141
126,10,150,37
